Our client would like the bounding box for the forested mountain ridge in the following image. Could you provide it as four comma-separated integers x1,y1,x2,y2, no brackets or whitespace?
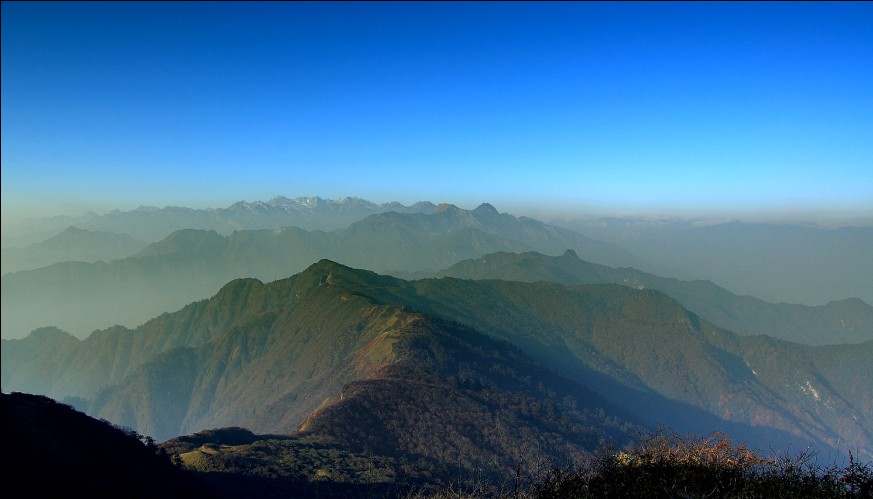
438,250,873,345
3,260,869,462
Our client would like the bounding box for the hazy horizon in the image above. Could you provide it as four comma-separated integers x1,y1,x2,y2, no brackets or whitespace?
2,2,871,227
3,193,873,232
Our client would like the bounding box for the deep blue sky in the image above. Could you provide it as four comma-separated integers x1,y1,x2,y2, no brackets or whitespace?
2,2,871,222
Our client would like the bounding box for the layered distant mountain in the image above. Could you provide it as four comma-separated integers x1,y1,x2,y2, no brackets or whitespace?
4,261,869,464
1,196,439,247
4,197,869,308
556,217,873,306
438,250,873,345
1,203,638,338
1,226,148,274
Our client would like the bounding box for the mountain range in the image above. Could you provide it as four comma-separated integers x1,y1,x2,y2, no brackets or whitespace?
4,260,869,466
4,196,870,308
1,203,638,339
3,196,871,494
1,196,438,247
438,250,873,345
3,216,866,349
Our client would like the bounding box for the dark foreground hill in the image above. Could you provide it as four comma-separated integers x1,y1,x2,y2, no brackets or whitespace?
1,203,637,338
438,250,873,345
1,391,204,498
7,392,868,498
4,260,870,467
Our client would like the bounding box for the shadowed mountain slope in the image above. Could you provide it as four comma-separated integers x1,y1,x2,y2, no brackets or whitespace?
437,250,873,345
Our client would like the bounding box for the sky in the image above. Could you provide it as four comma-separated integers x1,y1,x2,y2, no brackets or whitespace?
2,1,872,224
